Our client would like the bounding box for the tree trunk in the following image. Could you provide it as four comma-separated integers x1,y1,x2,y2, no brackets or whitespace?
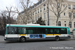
56,20,58,26
56,16,59,26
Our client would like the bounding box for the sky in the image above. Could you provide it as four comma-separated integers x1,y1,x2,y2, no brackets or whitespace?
0,0,38,11
0,0,75,11
0,0,38,19
0,0,75,18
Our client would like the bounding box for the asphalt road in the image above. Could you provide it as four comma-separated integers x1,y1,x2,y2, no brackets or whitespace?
0,36,75,50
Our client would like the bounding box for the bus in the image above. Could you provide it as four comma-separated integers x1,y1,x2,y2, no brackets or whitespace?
4,24,71,42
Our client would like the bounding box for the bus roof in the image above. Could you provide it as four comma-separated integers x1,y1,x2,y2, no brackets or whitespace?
6,24,69,28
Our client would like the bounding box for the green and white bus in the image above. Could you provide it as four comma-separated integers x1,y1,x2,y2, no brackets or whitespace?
4,24,71,42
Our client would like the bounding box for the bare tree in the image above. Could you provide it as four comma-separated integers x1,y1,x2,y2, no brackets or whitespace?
0,12,7,29
17,0,33,24
0,7,17,29
5,7,17,24
48,0,67,26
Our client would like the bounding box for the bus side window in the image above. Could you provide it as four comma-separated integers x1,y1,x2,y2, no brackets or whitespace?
18,28,22,34
47,28,53,34
8,27,17,34
54,29,59,34
38,28,45,34
26,28,33,34
60,28,67,34
45,29,47,34
22,28,26,34
50,29,53,34
18,28,26,34
28,30,33,34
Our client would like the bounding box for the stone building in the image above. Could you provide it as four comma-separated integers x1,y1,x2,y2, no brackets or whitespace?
17,0,75,32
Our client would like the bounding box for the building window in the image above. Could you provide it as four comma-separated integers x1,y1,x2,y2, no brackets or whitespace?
38,9,39,13
44,7,45,10
40,14,42,17
74,22,75,28
40,8,42,12
44,4,45,6
58,3,60,8
36,10,37,14
64,13,65,16
69,12,71,18
64,21,66,22
44,4,46,10
63,4,65,7
47,4,48,9
33,12,34,15
68,5,71,9
69,22,72,28
65,24,66,27
58,21,61,26
73,13,75,18
73,5,75,9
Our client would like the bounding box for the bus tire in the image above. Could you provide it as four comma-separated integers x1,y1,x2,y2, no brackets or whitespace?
20,37,26,42
55,36,60,41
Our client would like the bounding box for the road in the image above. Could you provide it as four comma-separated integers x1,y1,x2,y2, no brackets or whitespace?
0,36,75,50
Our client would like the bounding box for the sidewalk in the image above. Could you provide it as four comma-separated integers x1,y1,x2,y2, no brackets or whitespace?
70,35,75,40
0,36,4,41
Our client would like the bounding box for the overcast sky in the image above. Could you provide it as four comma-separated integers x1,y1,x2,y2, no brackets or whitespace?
0,0,38,11
0,0,75,18
0,0,75,11
0,0,38,18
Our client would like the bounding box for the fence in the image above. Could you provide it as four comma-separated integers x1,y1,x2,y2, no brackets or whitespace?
0,29,6,36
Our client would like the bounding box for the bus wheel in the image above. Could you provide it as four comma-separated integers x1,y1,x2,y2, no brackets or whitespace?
20,37,26,42
55,36,60,41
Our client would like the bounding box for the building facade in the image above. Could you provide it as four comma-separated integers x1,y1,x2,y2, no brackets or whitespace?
17,0,75,32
